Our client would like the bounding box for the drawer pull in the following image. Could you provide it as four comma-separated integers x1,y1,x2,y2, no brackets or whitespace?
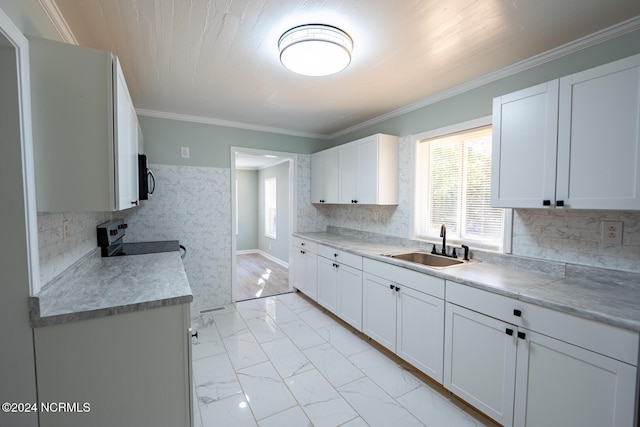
506,328,514,336
389,284,394,290
395,286,400,292
517,331,526,340
334,253,338,257
513,309,522,317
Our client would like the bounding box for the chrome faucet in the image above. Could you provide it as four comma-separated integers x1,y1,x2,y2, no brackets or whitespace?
440,224,446,255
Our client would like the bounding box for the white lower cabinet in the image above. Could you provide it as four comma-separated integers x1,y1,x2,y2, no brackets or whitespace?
513,329,637,427
445,281,639,427
317,245,363,330
362,259,445,383
33,304,192,427
292,237,318,300
444,302,517,425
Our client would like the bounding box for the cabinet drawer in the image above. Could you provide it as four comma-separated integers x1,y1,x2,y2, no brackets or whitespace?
292,237,317,252
364,258,444,299
317,245,362,269
446,281,639,365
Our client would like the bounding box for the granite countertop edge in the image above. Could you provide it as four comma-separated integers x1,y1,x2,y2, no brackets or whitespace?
30,251,193,328
294,231,640,333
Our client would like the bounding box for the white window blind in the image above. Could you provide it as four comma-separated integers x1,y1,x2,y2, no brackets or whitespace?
416,125,503,248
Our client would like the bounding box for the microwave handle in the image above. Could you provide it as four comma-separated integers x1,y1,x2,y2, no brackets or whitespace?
147,169,156,195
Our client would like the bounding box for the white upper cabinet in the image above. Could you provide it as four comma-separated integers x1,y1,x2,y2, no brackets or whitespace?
492,53,640,210
312,133,399,205
557,55,640,209
311,146,339,204
491,81,559,208
30,37,140,212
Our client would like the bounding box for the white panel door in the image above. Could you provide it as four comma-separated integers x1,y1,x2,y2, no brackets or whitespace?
362,273,397,352
114,59,138,210
317,256,338,313
557,54,640,209
293,248,317,300
513,329,637,427
444,303,517,426
336,263,363,331
356,135,379,204
323,147,340,203
397,286,444,383
339,141,359,203
310,151,324,203
491,81,559,208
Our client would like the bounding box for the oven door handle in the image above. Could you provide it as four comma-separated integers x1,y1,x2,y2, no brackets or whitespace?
147,169,156,195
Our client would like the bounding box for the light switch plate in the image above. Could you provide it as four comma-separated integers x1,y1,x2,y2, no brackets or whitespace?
602,221,623,245
181,146,190,158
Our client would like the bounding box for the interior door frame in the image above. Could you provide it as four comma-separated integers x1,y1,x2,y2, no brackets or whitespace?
230,147,298,302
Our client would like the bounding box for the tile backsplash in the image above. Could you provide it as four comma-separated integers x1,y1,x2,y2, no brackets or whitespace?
38,211,110,285
512,209,640,272
118,164,232,312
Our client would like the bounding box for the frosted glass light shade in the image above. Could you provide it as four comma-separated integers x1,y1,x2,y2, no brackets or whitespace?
278,24,353,77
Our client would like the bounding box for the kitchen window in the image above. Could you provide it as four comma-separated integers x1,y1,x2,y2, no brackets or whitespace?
264,177,277,239
415,121,504,250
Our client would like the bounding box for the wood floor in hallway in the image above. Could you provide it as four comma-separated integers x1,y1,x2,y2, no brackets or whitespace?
236,252,289,301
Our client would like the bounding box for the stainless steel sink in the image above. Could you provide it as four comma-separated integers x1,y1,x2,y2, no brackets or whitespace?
382,251,473,268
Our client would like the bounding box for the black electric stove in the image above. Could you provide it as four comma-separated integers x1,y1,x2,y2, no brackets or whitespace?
97,219,185,258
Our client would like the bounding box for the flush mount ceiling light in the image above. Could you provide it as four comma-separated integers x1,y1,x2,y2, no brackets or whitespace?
278,24,353,77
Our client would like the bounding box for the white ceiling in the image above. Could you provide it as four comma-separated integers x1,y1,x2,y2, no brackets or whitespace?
51,0,640,138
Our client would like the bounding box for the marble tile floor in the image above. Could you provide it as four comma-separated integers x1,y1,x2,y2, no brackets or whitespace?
190,292,499,427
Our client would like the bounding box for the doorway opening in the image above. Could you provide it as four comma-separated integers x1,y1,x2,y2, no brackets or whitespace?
230,147,297,302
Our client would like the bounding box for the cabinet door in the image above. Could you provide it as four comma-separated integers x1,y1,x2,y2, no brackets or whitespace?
35,305,191,427
293,248,317,300
323,147,340,203
397,287,444,383
362,273,397,352
336,264,363,331
339,142,359,203
514,329,637,427
491,81,559,208
311,152,324,203
317,256,338,313
444,303,516,426
557,54,640,209
114,59,139,210
355,136,378,204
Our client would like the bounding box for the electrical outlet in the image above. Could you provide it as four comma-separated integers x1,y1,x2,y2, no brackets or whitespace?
602,221,623,245
181,146,190,158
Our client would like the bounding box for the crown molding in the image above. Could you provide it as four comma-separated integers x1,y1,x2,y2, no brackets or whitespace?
135,109,329,140
38,0,78,45
328,15,640,139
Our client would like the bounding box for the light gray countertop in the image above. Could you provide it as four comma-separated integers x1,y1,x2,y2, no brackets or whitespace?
30,250,193,327
294,231,640,332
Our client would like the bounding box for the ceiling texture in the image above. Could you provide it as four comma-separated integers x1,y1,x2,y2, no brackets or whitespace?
50,0,640,138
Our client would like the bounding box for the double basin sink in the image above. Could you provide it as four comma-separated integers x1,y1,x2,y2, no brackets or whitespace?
381,250,476,269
